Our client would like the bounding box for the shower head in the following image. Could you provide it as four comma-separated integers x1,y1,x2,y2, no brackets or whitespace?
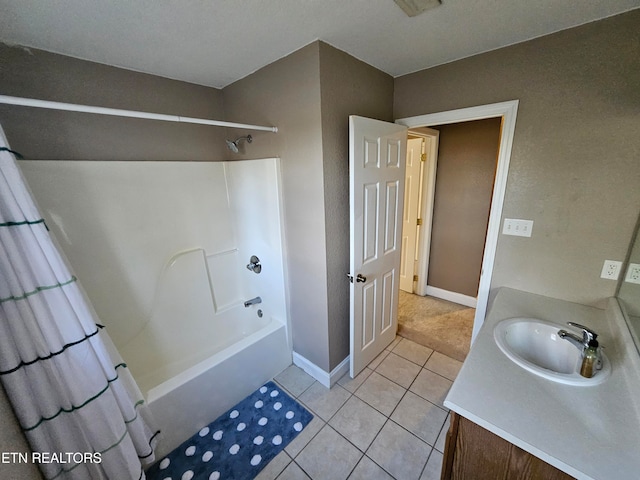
225,135,252,153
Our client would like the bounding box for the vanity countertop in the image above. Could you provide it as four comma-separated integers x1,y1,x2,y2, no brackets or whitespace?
444,287,640,480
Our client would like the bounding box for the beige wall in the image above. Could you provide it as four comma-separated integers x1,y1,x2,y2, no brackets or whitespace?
223,41,394,372
318,42,394,369
0,43,227,160
428,118,501,297
0,43,228,478
395,10,640,307
223,43,331,370
618,219,640,317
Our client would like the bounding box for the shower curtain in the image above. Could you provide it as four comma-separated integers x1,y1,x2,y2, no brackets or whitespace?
0,125,159,480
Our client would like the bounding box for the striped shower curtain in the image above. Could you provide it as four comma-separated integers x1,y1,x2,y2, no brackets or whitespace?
0,125,159,480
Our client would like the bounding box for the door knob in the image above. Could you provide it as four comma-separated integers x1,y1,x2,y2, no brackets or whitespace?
347,273,367,283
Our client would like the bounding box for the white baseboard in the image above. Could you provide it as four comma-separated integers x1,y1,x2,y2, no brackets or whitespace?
425,286,477,308
292,351,350,388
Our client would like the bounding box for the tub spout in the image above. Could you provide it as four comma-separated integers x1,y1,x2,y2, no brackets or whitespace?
244,296,262,307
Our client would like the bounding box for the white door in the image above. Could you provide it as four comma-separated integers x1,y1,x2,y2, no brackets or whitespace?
349,115,407,377
399,137,423,293
414,128,439,297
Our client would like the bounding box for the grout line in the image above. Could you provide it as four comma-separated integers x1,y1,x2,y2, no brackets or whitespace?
284,416,325,461
418,447,435,480
386,382,410,421
272,340,458,478
420,365,457,384
371,355,420,391
433,412,450,454
424,348,435,364
289,458,311,480
361,418,398,479
361,417,433,480
392,338,435,367
263,450,293,480
385,411,439,450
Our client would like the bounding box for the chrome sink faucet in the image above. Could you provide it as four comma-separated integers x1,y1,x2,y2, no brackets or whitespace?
558,322,603,372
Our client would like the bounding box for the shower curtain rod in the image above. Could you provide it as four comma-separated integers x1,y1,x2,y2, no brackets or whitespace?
0,94,278,133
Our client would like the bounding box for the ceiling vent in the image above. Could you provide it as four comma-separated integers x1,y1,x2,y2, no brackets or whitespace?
393,0,442,17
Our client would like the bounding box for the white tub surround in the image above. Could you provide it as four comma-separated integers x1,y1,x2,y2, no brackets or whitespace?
19,158,292,460
445,288,640,480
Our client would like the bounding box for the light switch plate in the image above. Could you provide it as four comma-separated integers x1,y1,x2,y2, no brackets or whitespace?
502,218,533,237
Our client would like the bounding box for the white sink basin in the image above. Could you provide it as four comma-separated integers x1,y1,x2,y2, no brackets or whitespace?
493,317,611,386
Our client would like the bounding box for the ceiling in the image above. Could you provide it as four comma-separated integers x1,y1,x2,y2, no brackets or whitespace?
1,0,639,89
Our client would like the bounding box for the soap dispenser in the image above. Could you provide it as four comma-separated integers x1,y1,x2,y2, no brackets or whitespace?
580,339,599,378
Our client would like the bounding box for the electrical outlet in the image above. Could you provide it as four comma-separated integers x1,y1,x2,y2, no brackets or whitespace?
502,218,534,237
625,263,640,284
600,260,623,280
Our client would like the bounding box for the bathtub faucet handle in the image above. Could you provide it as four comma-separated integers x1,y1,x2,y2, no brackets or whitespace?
246,255,262,274
244,296,262,307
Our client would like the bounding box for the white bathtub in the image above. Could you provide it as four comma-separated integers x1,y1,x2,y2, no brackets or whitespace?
139,316,289,460
21,158,292,459
118,248,291,459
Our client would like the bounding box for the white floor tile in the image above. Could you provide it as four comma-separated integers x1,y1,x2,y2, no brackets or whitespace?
420,450,444,480
354,371,406,417
435,414,450,453
337,367,373,393
367,421,431,480
285,415,325,459
390,391,448,445
277,461,311,480
275,365,316,397
329,396,387,452
256,450,292,480
392,338,434,366
348,455,394,479
409,369,452,408
425,352,463,381
376,352,421,389
299,382,351,421
296,425,362,480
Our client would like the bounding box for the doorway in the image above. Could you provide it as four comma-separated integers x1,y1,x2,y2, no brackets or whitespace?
398,118,502,359
396,100,519,343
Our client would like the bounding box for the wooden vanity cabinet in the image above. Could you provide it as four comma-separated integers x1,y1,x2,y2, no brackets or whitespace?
441,412,575,480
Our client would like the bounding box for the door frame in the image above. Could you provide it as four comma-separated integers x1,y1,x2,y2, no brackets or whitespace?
407,129,440,298
400,136,426,293
396,100,519,341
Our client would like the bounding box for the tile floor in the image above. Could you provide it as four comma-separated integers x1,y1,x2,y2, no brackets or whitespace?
258,336,463,480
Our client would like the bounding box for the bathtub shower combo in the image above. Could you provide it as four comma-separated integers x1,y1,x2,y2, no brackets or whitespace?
20,158,291,459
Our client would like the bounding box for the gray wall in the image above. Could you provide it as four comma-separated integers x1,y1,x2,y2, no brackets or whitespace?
0,43,227,160
223,41,394,372
318,42,394,370
428,119,501,297
222,43,331,370
0,43,227,477
395,10,640,307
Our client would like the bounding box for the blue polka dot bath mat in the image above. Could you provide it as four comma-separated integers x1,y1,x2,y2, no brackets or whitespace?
146,381,313,480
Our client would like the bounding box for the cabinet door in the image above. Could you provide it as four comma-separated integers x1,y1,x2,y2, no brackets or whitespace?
442,413,575,480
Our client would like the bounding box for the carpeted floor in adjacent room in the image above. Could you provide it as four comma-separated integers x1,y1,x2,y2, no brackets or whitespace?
397,291,474,362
